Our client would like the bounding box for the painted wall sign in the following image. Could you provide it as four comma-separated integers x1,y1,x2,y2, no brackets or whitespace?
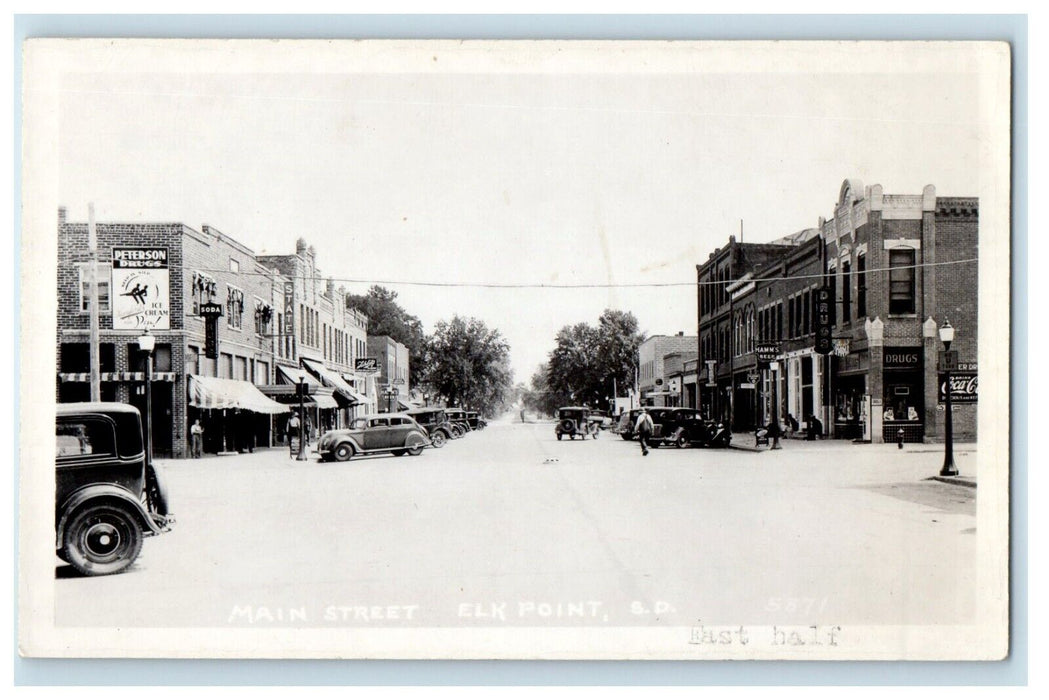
111,247,169,330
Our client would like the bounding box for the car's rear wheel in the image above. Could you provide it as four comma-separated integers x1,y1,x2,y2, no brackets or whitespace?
406,435,425,456
333,443,353,462
62,503,143,576
676,433,688,449
430,431,447,448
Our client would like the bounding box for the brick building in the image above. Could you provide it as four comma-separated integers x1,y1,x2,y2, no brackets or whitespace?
258,239,377,432
638,333,697,407
693,179,979,443
366,335,411,412
56,211,289,458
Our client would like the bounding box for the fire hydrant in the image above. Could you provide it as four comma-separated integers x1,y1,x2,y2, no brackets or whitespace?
897,428,904,449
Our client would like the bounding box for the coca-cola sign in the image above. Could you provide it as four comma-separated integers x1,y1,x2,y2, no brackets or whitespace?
938,372,978,404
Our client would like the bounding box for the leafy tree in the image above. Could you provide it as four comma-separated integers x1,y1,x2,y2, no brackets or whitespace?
346,285,427,385
423,315,513,417
545,309,644,411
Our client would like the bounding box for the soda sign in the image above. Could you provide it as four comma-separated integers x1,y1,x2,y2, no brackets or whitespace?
938,372,978,404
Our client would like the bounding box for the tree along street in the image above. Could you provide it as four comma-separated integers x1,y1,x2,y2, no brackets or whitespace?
55,420,976,629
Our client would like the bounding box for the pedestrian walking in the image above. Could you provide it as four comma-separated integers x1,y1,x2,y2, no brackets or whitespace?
190,418,204,458
634,407,654,456
288,412,301,456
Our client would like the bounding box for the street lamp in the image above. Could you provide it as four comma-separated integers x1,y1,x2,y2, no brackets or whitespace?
939,320,958,476
136,330,156,465
296,368,308,462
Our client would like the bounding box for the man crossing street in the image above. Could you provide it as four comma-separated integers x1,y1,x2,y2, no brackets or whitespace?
634,407,654,456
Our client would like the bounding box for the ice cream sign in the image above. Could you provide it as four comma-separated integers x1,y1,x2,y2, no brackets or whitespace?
111,247,170,330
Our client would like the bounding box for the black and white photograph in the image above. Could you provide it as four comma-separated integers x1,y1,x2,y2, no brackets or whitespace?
18,38,1012,660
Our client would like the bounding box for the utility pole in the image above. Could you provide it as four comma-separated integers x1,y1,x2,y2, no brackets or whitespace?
88,203,101,402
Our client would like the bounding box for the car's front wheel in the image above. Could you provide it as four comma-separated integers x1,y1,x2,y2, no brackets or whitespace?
430,431,447,448
62,503,144,576
333,443,353,462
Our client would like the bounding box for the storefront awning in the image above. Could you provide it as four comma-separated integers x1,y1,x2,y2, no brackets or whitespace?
188,375,290,414
306,393,340,410
340,374,371,404
301,358,360,405
276,364,322,388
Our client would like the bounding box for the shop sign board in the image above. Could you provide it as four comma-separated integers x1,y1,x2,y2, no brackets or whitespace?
283,281,295,335
883,347,922,369
814,286,834,355
755,342,781,364
355,358,380,374
938,372,978,404
111,247,170,330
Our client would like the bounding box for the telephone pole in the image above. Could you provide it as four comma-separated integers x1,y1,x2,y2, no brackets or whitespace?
88,203,101,401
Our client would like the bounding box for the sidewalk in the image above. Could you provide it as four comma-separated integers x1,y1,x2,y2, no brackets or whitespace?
727,431,978,487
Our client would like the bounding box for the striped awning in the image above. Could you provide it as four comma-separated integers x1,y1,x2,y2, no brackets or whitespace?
187,375,290,414
301,358,360,404
59,371,177,382
306,393,339,410
340,374,370,404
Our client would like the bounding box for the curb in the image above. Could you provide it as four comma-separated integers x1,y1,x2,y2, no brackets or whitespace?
928,475,977,488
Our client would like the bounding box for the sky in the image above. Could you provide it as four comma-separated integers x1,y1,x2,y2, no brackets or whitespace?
44,41,991,384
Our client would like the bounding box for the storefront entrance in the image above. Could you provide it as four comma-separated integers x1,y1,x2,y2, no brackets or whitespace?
881,346,925,443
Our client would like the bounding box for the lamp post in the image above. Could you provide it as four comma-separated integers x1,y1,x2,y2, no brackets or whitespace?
939,320,958,476
136,329,156,465
296,369,307,461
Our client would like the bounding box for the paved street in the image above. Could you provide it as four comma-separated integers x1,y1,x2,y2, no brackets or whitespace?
54,419,977,629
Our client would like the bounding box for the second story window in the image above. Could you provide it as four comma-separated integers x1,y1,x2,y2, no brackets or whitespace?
857,254,867,317
254,299,273,336
888,248,916,315
77,263,111,313
227,286,244,330
190,271,217,315
841,260,852,324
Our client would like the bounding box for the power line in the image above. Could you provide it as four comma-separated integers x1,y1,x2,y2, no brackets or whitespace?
194,257,977,290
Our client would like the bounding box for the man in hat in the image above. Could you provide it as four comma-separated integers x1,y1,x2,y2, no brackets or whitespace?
634,407,654,456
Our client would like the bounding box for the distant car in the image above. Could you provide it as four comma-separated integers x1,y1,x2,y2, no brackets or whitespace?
555,407,600,440
405,408,458,448
317,413,430,461
55,402,173,576
589,410,614,430
616,409,641,440
465,411,487,430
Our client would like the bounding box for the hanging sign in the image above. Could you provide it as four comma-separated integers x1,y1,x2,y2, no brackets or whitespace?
938,372,978,404
355,357,380,374
111,247,170,330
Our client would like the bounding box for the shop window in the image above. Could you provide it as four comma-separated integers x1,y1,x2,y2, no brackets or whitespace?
186,345,199,375
77,263,111,313
60,342,115,373
889,248,916,314
254,299,273,336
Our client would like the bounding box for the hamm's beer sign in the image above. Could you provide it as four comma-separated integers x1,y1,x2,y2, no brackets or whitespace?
111,247,170,330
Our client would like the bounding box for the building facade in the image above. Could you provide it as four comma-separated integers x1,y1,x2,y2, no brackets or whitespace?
637,333,698,407
56,211,289,458
366,335,411,412
694,180,979,443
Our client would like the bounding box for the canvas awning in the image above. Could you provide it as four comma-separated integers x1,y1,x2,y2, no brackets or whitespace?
187,375,290,414
306,393,339,410
276,364,322,388
301,358,360,404
340,374,371,404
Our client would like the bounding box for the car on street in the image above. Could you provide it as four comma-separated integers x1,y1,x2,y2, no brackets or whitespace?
590,410,614,430
444,408,472,435
616,409,641,439
657,408,733,448
615,407,678,445
465,411,487,430
555,406,600,440
55,402,173,576
405,408,459,447
317,413,430,461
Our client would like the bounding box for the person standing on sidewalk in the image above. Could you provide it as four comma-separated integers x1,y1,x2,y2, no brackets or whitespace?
190,419,204,458
288,412,301,457
634,407,654,456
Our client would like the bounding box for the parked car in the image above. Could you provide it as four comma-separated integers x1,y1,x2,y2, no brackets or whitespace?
555,406,600,440
444,408,471,435
317,413,430,461
655,408,731,448
405,408,458,447
465,411,487,430
615,407,677,445
55,402,173,576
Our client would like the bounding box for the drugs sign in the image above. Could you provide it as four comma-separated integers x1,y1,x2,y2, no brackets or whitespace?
111,247,170,330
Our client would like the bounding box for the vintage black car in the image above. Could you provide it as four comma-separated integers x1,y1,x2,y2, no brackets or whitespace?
615,407,677,445
656,408,732,448
465,411,487,430
443,408,471,435
616,409,641,440
56,403,173,576
555,407,600,440
317,413,430,461
405,408,458,448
